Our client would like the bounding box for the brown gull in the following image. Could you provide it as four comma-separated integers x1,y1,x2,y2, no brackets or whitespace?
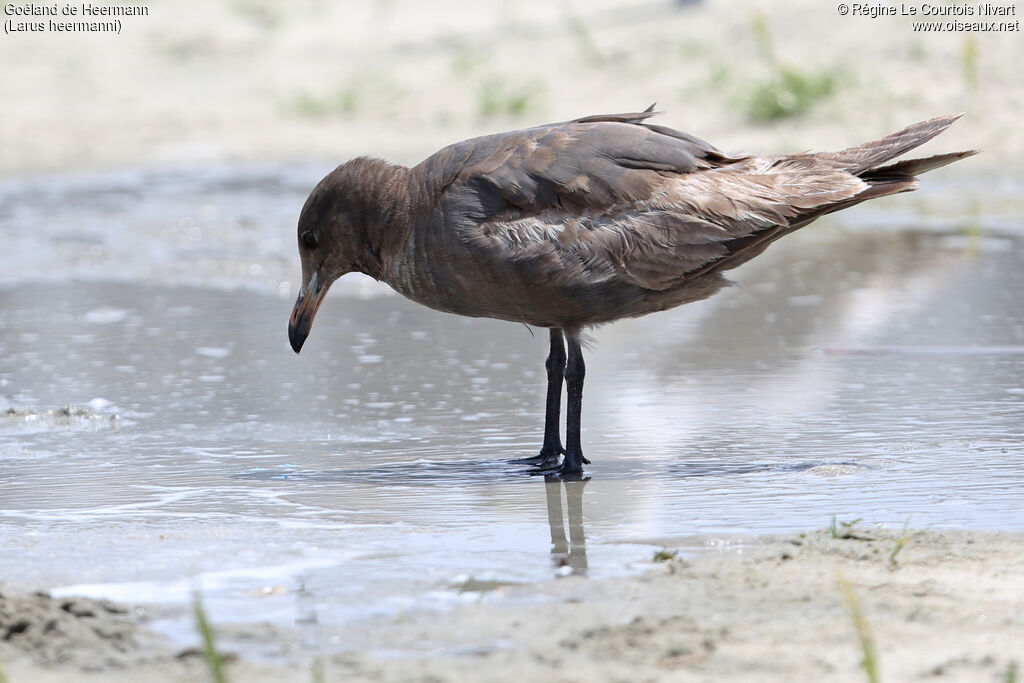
288,107,975,475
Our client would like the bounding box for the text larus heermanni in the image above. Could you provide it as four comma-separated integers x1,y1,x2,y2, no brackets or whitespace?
288,107,975,475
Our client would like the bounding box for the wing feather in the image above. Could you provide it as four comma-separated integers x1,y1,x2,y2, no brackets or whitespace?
426,114,865,294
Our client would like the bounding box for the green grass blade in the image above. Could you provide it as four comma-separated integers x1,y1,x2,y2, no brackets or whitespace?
311,656,326,683
837,574,881,683
192,590,229,683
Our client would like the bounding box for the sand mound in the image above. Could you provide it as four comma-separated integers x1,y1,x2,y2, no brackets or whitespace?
0,591,155,670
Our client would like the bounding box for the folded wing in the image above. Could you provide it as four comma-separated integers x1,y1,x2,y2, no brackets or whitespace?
420,111,971,305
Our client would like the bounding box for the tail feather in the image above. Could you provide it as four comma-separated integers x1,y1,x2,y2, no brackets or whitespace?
862,150,979,181
679,114,974,283
826,113,969,175
838,116,977,208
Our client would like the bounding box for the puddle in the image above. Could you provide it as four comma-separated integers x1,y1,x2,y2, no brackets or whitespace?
1,166,1023,658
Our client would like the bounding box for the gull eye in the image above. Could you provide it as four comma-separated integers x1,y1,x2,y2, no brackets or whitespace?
300,230,318,249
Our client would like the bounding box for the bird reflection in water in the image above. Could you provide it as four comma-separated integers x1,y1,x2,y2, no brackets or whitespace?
543,475,589,575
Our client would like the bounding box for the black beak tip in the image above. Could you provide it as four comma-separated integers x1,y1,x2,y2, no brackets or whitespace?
288,323,307,354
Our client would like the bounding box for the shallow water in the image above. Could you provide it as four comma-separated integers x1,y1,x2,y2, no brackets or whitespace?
1,166,1022,657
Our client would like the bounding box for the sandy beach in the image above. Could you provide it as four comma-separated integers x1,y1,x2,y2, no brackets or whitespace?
3,527,1023,682
1,0,1019,176
2,0,1023,681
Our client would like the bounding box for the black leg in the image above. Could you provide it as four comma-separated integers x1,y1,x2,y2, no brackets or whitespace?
511,328,565,467
561,332,589,474
540,328,566,461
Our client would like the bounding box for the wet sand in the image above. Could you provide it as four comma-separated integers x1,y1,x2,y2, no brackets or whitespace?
3,527,1023,682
